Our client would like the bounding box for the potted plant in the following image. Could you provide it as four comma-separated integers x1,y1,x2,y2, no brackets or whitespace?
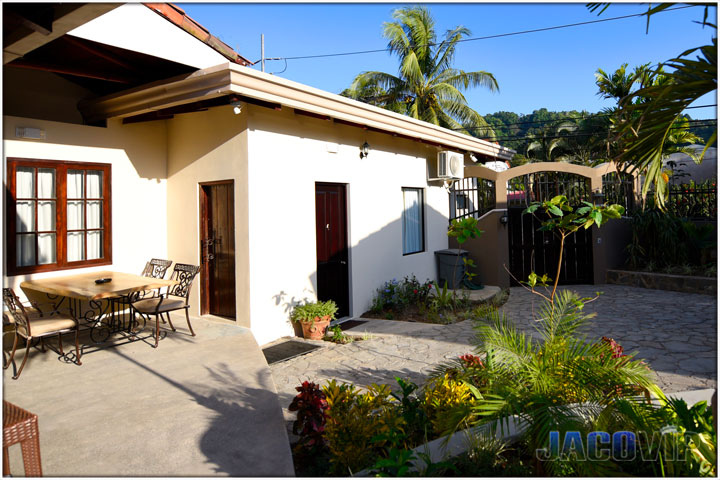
291,300,338,340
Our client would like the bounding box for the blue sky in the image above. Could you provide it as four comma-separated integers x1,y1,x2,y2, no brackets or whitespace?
182,3,717,119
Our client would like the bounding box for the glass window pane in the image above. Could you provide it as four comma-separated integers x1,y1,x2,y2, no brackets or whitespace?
16,234,35,267
87,231,103,260
67,201,84,229
402,188,424,255
67,232,85,262
37,233,56,264
67,170,84,198
16,167,34,198
87,201,102,229
16,201,35,232
86,171,103,198
37,168,55,198
37,201,56,231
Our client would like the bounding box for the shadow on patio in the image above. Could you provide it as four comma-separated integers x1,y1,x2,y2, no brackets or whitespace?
3,316,294,476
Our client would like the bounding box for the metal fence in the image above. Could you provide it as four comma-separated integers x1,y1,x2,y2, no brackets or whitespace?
449,177,496,221
665,184,717,220
602,171,635,212
507,171,591,208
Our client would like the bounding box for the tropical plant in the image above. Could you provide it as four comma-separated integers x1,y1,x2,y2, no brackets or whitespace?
525,121,577,163
523,195,625,303
595,62,652,102
370,275,433,316
447,216,483,288
342,6,498,136
459,290,662,475
322,380,401,474
288,381,329,453
589,4,717,207
625,208,716,271
324,324,353,344
290,300,338,324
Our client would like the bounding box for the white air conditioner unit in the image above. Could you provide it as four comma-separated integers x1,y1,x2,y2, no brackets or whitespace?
437,151,464,179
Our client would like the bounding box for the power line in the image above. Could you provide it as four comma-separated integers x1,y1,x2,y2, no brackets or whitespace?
458,104,718,131
473,121,718,144
258,5,698,63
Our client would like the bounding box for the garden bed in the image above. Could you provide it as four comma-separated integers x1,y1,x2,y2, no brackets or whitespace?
364,275,508,324
607,269,716,295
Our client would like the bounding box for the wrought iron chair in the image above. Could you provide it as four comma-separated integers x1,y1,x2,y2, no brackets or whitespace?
130,264,201,348
141,258,173,279
132,258,174,304
2,288,81,379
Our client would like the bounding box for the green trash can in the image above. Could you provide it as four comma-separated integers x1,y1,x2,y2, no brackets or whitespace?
434,249,468,289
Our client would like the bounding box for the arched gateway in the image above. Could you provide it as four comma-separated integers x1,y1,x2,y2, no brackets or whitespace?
452,162,639,287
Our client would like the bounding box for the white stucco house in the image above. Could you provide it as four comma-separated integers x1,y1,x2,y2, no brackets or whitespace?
3,3,514,346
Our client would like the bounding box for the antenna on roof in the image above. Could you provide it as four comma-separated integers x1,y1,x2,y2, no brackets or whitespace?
261,34,265,73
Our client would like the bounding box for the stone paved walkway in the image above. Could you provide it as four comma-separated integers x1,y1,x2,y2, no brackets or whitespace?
269,285,716,429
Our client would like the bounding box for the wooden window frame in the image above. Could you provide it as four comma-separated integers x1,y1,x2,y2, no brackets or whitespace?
401,187,425,256
6,158,112,275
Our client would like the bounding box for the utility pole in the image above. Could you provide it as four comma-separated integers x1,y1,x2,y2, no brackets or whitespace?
261,34,265,73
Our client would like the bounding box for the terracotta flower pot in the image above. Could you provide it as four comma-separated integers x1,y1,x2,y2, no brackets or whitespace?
300,315,331,340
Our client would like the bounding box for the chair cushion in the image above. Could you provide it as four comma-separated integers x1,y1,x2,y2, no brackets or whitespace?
3,307,40,324
132,297,187,314
18,316,76,337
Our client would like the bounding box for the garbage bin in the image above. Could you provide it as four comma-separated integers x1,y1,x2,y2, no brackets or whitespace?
434,249,468,289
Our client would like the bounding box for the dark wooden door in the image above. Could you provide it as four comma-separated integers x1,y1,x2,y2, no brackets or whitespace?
200,181,236,318
315,183,349,317
507,207,593,286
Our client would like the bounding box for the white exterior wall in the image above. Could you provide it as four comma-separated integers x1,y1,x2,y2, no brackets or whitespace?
68,4,230,69
246,108,449,346
3,116,168,297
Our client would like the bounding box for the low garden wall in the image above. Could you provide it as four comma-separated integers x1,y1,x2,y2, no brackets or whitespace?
607,269,716,295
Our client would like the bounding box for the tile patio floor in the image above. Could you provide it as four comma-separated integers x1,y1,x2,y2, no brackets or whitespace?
3,316,294,477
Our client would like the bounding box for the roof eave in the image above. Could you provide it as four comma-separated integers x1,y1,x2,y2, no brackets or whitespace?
79,62,516,160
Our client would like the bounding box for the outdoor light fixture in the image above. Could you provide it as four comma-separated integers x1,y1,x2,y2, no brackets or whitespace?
500,212,509,225
231,101,243,115
592,191,605,206
359,141,370,159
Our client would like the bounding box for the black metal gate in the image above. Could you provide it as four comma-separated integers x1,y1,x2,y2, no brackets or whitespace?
507,172,594,286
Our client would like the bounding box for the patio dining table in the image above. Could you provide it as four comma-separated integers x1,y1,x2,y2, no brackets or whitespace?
20,271,178,351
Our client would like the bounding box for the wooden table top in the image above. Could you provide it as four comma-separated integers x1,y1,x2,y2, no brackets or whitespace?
20,271,178,301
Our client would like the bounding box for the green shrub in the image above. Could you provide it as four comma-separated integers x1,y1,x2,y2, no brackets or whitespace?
370,275,432,314
290,300,338,324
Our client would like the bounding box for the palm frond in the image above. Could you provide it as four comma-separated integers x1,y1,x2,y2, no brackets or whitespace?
535,290,593,342
615,37,717,207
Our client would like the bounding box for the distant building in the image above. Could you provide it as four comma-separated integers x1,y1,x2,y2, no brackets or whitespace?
663,145,717,184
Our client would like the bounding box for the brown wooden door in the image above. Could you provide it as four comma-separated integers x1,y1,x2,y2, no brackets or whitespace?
315,183,349,317
200,181,236,318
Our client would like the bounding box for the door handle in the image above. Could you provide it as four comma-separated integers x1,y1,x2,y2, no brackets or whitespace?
340,260,347,265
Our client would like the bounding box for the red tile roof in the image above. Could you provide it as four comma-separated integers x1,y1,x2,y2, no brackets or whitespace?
143,3,252,66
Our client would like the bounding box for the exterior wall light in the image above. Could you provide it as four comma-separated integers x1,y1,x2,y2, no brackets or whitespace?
360,141,370,159
231,101,243,115
592,191,605,206
500,212,509,225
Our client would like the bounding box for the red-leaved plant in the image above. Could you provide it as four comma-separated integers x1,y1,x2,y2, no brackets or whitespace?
601,336,626,359
288,381,329,451
459,353,484,368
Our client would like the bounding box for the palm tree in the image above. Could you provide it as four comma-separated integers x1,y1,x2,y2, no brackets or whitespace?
589,3,717,207
525,121,577,162
595,63,652,103
341,6,498,137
